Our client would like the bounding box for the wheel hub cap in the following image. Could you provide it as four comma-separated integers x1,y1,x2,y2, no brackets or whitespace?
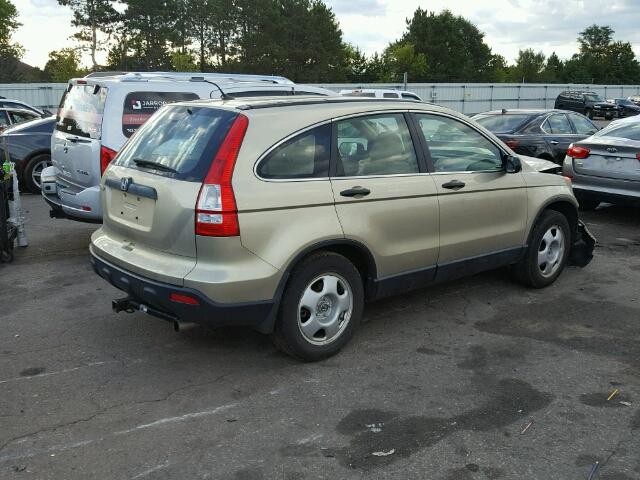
538,225,565,278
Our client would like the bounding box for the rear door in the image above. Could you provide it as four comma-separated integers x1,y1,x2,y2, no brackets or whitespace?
52,84,107,188
542,113,582,162
330,112,440,285
412,112,527,276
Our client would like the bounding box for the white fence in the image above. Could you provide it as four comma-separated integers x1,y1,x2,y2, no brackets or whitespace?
3,82,640,115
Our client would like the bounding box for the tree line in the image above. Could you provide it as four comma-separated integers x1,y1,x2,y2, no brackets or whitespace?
1,0,639,85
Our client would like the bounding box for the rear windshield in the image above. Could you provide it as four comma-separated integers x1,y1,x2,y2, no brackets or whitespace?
56,84,107,139
596,122,640,141
113,105,238,182
473,114,532,133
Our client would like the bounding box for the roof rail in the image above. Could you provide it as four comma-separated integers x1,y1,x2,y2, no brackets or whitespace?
235,96,424,111
84,71,293,84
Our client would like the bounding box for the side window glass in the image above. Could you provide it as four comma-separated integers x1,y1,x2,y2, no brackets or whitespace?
257,124,331,179
546,114,572,134
402,93,419,100
0,111,9,128
383,92,399,98
335,113,418,176
569,114,598,135
416,114,503,172
122,91,199,138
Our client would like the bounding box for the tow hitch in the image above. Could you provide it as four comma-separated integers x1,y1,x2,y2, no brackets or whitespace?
112,296,197,331
569,221,596,267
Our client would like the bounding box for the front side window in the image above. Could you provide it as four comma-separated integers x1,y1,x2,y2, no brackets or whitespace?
257,124,331,179
335,113,418,176
8,111,37,124
569,114,598,135
416,114,503,172
0,111,9,129
544,114,572,134
122,91,199,138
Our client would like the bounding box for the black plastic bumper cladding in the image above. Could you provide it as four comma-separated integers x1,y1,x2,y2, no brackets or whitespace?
91,252,275,330
569,221,596,268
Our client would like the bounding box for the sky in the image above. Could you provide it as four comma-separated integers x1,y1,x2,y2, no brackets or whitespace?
11,0,640,69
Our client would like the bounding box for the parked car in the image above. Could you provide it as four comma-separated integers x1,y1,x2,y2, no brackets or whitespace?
0,98,52,117
610,98,640,117
339,88,422,101
91,96,594,361
0,117,55,193
472,109,599,165
627,95,640,106
563,120,640,209
0,108,42,133
554,91,616,120
41,72,336,223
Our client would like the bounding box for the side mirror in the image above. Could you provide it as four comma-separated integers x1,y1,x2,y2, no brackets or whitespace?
505,155,522,173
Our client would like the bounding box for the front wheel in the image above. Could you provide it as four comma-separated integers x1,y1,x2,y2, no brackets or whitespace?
512,210,571,288
271,252,364,361
24,153,52,194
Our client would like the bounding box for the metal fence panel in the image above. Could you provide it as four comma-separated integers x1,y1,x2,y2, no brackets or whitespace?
3,82,640,116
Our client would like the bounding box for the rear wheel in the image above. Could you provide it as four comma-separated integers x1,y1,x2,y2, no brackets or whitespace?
512,210,570,288
586,109,594,119
271,252,364,361
24,153,51,194
605,113,613,120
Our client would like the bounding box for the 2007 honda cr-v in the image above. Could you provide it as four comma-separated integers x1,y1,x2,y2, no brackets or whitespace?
91,96,595,361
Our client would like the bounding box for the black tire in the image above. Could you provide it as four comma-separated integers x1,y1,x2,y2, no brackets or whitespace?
586,109,594,119
605,113,613,120
23,153,51,194
511,210,571,288
271,251,364,361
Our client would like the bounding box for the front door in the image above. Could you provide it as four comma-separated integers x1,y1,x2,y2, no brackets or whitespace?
330,112,440,294
412,112,528,280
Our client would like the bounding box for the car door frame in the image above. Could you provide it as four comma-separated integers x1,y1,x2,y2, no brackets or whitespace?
328,109,441,298
409,109,529,282
541,112,580,162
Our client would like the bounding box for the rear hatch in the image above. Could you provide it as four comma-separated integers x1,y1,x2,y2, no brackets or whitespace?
52,83,107,189
573,124,640,181
98,104,239,281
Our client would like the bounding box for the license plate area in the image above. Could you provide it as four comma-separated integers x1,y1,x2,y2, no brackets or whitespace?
108,189,155,230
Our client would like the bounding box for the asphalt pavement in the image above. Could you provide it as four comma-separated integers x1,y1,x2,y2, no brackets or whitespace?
1,194,639,480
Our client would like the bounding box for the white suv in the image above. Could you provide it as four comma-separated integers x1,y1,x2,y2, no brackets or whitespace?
339,88,422,101
41,72,335,222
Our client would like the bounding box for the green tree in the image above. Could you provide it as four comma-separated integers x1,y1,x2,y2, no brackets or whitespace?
380,42,427,82
342,44,370,82
170,51,198,71
57,0,118,70
0,0,23,82
44,48,85,81
508,49,546,83
401,8,494,82
542,52,564,83
578,25,614,57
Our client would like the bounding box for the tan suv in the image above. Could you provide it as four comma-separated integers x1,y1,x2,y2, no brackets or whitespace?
91,97,595,361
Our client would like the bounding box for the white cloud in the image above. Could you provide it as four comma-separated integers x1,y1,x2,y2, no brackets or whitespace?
12,0,640,68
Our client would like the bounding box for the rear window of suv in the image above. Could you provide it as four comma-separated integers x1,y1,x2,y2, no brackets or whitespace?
56,84,108,139
113,105,238,182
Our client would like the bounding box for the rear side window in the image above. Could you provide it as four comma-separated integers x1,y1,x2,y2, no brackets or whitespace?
56,84,108,139
383,92,399,98
257,124,331,179
402,93,420,100
543,114,572,134
113,106,238,182
569,114,598,135
474,114,532,133
123,91,199,138
336,113,418,176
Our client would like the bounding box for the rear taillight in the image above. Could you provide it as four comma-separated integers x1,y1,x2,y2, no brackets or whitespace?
567,144,590,159
100,145,117,175
505,139,519,149
195,114,249,237
636,153,640,161
170,293,200,305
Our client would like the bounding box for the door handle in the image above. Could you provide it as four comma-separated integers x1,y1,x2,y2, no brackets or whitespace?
340,186,371,197
69,137,91,144
549,140,559,145
442,180,465,190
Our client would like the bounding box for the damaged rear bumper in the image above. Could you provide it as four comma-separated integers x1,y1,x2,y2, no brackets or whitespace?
569,221,596,267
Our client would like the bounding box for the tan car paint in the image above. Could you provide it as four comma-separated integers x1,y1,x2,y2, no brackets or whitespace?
92,97,577,306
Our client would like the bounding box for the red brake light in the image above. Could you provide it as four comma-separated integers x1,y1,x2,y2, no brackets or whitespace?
636,152,640,161
567,144,590,159
100,145,118,175
195,114,249,237
505,139,519,149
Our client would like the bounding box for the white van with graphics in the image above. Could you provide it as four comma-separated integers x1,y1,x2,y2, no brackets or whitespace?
41,72,335,222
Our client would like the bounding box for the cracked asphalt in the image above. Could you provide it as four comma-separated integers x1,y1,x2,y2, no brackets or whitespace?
1,195,639,480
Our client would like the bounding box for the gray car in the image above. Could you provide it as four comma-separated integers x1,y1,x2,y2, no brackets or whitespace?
563,121,640,209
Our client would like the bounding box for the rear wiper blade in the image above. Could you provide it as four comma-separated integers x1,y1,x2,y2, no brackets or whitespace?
132,158,177,173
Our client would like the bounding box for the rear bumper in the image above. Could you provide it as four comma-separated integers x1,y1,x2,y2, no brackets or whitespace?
40,166,102,222
563,158,640,206
91,250,276,330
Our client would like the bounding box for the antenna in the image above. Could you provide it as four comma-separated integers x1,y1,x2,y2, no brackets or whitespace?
190,76,232,100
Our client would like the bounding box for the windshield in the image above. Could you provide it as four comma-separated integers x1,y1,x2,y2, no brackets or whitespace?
473,114,532,133
617,99,633,106
584,94,604,102
56,84,107,139
595,121,640,141
113,105,238,182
